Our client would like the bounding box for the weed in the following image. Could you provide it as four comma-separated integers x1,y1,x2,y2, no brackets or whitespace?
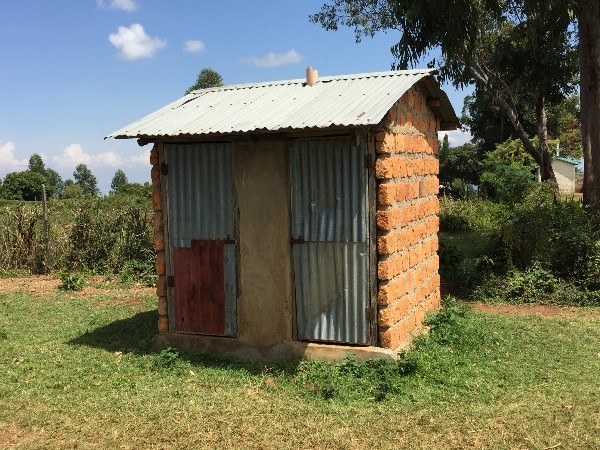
58,272,87,291
153,346,180,368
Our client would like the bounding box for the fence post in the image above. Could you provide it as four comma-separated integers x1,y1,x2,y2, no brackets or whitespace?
41,184,50,274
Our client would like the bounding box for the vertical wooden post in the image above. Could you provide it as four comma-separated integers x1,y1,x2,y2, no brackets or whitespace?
41,184,50,274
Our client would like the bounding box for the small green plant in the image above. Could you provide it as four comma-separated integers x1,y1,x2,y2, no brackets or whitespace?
58,272,87,291
153,346,180,368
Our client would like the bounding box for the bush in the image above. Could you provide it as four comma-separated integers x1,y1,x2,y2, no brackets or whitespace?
479,158,535,204
501,184,600,286
440,197,510,231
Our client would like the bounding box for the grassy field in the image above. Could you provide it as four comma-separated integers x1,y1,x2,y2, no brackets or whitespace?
1,278,599,449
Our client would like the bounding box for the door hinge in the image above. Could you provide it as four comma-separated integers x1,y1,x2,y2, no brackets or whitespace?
167,275,175,287
364,154,375,169
290,236,305,244
161,162,168,176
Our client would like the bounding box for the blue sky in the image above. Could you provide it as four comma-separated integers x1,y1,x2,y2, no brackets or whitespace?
0,0,471,193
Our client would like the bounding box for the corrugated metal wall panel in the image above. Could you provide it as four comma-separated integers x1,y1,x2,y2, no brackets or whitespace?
167,143,234,244
294,243,369,344
290,139,366,242
291,139,369,345
166,143,237,336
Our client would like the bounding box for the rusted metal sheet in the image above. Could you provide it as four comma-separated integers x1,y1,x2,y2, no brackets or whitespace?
173,240,225,335
107,69,458,139
166,143,237,336
290,139,370,344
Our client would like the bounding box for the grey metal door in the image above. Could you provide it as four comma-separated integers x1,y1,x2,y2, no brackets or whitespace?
166,143,237,336
290,139,370,344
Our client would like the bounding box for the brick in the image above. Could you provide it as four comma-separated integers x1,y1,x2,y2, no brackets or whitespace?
376,157,394,179
378,282,394,305
376,132,395,153
152,191,162,210
378,305,395,328
395,182,407,201
158,297,168,316
158,316,169,334
378,234,396,255
155,253,166,276
153,212,164,232
389,107,398,124
151,166,161,186
156,275,167,297
154,233,165,252
379,326,399,349
378,182,396,206
377,210,394,231
378,260,393,281
150,146,159,165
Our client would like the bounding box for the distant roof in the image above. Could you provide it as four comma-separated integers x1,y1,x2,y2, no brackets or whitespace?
107,69,458,140
553,156,579,165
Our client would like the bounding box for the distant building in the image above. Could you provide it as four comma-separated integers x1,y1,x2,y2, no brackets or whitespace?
535,156,579,194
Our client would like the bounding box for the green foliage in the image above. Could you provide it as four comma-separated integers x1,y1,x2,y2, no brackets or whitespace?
438,141,482,197
73,164,99,196
28,154,46,174
479,157,535,204
153,347,181,369
501,184,600,284
0,171,46,201
439,197,510,231
58,272,87,291
185,68,224,94
110,169,128,194
0,194,154,278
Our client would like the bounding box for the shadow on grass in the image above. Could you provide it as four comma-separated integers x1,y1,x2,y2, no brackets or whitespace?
67,310,301,376
69,310,157,355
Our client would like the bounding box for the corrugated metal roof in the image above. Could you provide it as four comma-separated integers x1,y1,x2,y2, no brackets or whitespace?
107,69,458,139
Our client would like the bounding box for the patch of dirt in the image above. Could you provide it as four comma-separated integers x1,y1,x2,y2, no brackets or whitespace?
0,275,59,296
0,422,41,447
0,275,154,305
469,302,598,320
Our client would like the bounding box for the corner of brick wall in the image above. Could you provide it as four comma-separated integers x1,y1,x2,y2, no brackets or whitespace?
375,86,441,350
150,144,169,334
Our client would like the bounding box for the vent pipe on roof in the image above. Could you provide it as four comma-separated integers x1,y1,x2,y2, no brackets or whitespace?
306,66,319,86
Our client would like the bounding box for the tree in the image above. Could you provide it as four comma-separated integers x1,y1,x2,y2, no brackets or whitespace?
73,164,99,196
110,169,128,194
62,180,85,199
438,139,483,197
185,68,223,94
28,154,46,174
0,171,46,200
573,0,600,208
311,0,600,206
45,168,64,199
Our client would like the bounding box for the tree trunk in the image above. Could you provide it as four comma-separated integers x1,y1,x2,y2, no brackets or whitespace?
577,2,600,209
536,95,557,183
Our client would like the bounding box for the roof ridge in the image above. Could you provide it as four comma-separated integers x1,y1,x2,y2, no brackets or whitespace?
190,69,438,94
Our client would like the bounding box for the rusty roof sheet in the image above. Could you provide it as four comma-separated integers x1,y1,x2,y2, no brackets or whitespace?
107,69,458,139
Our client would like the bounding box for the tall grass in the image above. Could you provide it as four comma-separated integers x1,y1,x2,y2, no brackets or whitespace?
0,196,154,280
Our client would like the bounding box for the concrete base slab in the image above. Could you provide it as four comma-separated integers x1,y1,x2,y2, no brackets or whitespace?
151,333,416,363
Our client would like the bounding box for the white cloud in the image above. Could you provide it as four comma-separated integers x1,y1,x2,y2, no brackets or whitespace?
108,23,166,60
242,49,303,68
97,0,139,12
184,39,205,53
0,142,28,174
52,144,149,170
439,129,473,147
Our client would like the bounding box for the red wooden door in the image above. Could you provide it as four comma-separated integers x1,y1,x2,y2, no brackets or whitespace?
172,240,225,335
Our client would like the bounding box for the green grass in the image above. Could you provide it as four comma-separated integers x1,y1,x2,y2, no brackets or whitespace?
1,290,599,449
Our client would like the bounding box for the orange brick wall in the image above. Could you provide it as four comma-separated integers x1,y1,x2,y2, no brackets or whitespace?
375,85,441,350
150,144,169,334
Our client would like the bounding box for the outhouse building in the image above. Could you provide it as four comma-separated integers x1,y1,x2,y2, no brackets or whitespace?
108,68,458,362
